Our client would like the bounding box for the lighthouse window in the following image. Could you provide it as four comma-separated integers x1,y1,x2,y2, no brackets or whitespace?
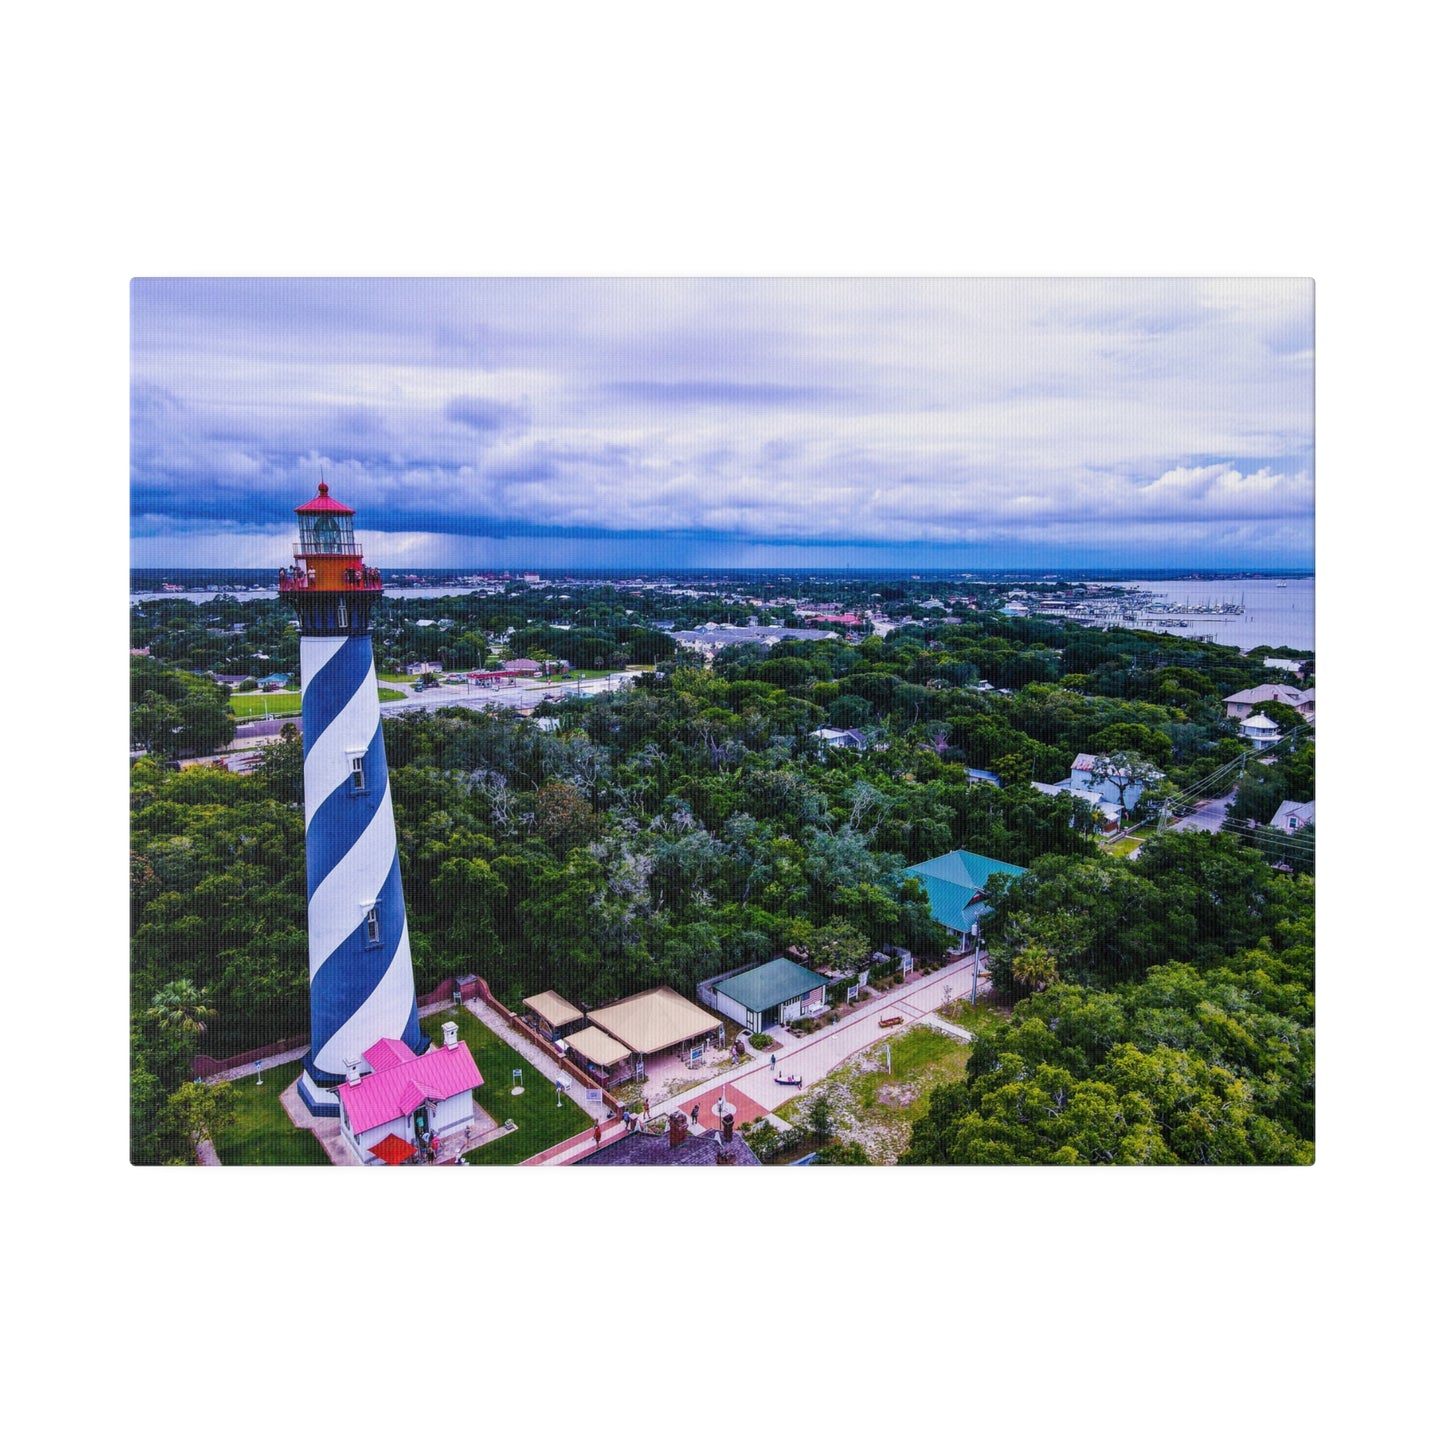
350,756,366,793
364,906,381,946
336,600,348,628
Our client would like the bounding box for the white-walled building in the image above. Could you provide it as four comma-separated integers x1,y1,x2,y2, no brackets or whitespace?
1239,714,1283,750
335,1025,483,1165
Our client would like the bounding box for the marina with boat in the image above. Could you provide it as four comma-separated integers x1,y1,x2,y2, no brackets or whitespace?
1040,578,1313,651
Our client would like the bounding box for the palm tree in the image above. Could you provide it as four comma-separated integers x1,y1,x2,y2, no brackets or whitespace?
147,980,216,1037
1012,942,1060,994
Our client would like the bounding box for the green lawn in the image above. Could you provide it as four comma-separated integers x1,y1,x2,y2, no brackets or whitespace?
421,1006,591,1165
1098,832,1144,858
213,1063,330,1166
774,1026,972,1164
229,685,405,717
229,692,302,718
935,997,1003,1033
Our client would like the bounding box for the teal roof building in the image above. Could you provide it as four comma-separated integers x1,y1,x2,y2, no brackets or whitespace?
901,849,1027,935
704,957,830,1033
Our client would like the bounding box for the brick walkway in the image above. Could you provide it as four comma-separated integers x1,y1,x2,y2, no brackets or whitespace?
519,1118,631,1166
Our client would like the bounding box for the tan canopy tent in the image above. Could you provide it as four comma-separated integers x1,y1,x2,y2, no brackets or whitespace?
561,1026,632,1069
522,990,584,1032
588,986,721,1056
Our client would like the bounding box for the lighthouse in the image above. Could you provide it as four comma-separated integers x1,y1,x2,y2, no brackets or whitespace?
281,482,425,1117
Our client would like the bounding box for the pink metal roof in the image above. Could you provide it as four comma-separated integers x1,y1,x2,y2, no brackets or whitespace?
364,1038,417,1071
342,1042,485,1134
295,481,355,516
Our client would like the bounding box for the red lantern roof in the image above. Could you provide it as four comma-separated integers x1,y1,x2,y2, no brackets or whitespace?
295,481,355,516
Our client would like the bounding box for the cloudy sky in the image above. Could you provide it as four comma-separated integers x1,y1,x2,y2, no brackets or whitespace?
130,277,1313,571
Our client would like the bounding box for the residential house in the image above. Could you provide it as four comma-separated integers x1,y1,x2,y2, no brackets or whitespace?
809,726,867,750
1068,753,1151,812
1269,799,1315,832
1240,713,1282,750
1031,780,1123,832
1224,684,1315,723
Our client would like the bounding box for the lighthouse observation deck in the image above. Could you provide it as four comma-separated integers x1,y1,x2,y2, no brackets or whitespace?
279,564,382,592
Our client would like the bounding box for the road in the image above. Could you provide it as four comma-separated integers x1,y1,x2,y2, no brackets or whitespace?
379,672,634,717
1171,789,1237,835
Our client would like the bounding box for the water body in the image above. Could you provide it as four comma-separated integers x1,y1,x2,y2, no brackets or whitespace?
130,573,1316,654
1088,576,1315,653
130,584,476,604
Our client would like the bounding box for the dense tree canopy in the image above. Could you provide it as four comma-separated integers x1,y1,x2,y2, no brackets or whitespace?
903,862,1314,1165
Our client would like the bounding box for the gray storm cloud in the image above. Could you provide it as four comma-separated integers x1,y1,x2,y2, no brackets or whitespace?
130,277,1313,567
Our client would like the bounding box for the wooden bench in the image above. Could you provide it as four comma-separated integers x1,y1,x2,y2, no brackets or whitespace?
879,1015,904,1028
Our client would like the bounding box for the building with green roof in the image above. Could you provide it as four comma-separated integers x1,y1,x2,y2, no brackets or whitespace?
701,957,830,1034
901,849,1027,937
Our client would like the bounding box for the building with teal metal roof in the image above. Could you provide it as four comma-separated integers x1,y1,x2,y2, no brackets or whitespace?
901,849,1027,936
702,957,830,1034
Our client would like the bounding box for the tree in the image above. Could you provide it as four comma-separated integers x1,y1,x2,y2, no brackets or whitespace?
254,723,303,801
807,918,871,978
807,1092,835,1145
1012,941,1060,993
530,780,599,854
158,1080,238,1163
814,1139,868,1164
1088,721,1174,767
1084,750,1162,820
147,979,216,1037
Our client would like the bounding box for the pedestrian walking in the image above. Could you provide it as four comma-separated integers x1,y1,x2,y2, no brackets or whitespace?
592,1122,602,1149
770,1054,776,1069
690,1103,700,1124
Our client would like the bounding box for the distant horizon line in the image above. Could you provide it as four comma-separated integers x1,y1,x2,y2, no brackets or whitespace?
131,565,1317,579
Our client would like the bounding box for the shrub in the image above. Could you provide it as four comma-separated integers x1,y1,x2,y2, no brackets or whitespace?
750,1033,777,1050
747,1121,783,1163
